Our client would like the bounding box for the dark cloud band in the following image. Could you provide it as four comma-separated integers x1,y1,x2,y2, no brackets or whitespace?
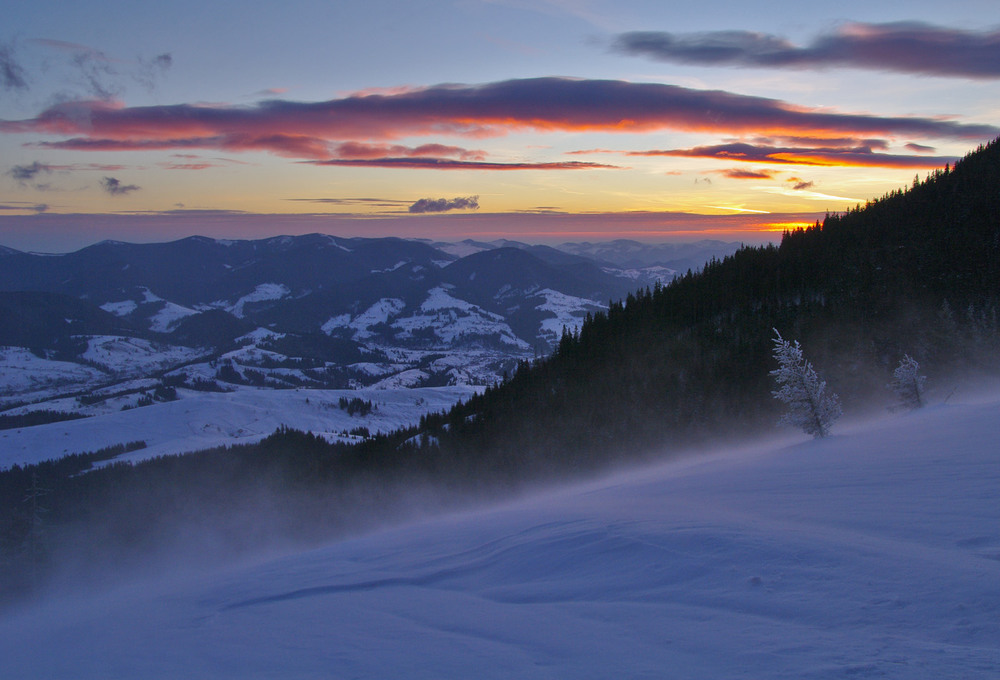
408,196,480,213
613,23,1000,79
100,176,140,196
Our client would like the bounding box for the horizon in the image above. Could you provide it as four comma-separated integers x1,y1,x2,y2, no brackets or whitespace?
0,209,805,253
2,1,997,251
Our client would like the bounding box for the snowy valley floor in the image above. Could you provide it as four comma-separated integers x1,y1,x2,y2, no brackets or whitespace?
1,397,998,678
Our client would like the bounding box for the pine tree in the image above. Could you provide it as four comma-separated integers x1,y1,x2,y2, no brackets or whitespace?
770,330,841,438
23,472,49,585
890,354,926,410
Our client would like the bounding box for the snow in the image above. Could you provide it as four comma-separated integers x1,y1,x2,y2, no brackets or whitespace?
604,265,677,283
371,260,409,273
81,336,206,376
236,327,285,343
227,283,291,318
532,288,606,341
349,298,406,338
98,299,138,317
148,300,199,332
1,396,998,677
369,368,431,389
419,285,478,313
392,287,529,349
320,313,351,335
0,346,106,397
0,385,480,467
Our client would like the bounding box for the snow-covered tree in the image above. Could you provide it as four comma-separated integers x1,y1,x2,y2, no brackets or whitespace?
770,330,841,438
889,354,926,410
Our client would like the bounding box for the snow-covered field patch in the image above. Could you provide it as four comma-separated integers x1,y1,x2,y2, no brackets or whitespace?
0,385,480,467
98,299,138,317
148,301,199,332
532,288,606,341
0,347,106,399
1,397,998,677
392,287,529,349
82,336,206,375
228,283,290,318
347,298,406,338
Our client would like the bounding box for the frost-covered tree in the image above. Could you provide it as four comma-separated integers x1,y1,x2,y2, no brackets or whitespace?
890,354,926,410
770,330,841,438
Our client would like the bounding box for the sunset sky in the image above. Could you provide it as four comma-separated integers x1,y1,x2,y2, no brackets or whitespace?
1,0,997,251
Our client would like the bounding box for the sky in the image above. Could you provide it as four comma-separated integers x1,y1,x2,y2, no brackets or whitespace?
1,0,998,251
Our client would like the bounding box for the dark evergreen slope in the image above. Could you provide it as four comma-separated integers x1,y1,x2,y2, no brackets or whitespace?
2,140,998,602
417,138,1000,475
0,291,135,350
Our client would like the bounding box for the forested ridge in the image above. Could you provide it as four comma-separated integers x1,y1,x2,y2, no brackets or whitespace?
421,137,1000,473
2,138,999,602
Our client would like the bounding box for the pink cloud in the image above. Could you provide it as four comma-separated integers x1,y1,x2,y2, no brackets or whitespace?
306,158,621,170
3,78,993,163
332,142,486,161
714,168,776,179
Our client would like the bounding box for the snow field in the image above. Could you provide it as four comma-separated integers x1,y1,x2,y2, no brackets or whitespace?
0,347,106,398
533,288,606,341
0,397,997,678
82,336,206,375
0,385,480,467
227,283,291,319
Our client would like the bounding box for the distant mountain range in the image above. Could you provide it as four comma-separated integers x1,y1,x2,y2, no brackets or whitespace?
0,235,740,405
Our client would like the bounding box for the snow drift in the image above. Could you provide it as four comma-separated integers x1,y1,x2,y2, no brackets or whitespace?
0,396,997,678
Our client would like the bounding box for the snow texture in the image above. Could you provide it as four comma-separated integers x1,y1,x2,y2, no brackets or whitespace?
81,336,205,376
533,288,606,342
0,346,106,396
148,300,199,333
228,283,291,319
0,385,480,467
236,327,286,344
98,299,138,317
392,286,528,348
348,298,407,339
1,396,998,677
320,313,351,335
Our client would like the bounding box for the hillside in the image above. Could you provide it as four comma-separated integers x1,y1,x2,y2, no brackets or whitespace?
0,140,998,603
414,139,1000,471
0,234,706,411
1,396,997,678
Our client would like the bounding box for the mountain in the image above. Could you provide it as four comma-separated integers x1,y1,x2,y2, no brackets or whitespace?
0,233,695,408
557,238,743,271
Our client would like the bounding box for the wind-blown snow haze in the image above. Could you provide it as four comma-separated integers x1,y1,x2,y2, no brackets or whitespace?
1,394,997,678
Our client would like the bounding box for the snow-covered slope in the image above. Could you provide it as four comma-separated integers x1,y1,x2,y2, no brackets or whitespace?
0,346,106,396
2,397,998,678
0,385,480,467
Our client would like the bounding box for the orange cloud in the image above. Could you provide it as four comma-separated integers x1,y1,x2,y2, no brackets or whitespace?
630,142,957,168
